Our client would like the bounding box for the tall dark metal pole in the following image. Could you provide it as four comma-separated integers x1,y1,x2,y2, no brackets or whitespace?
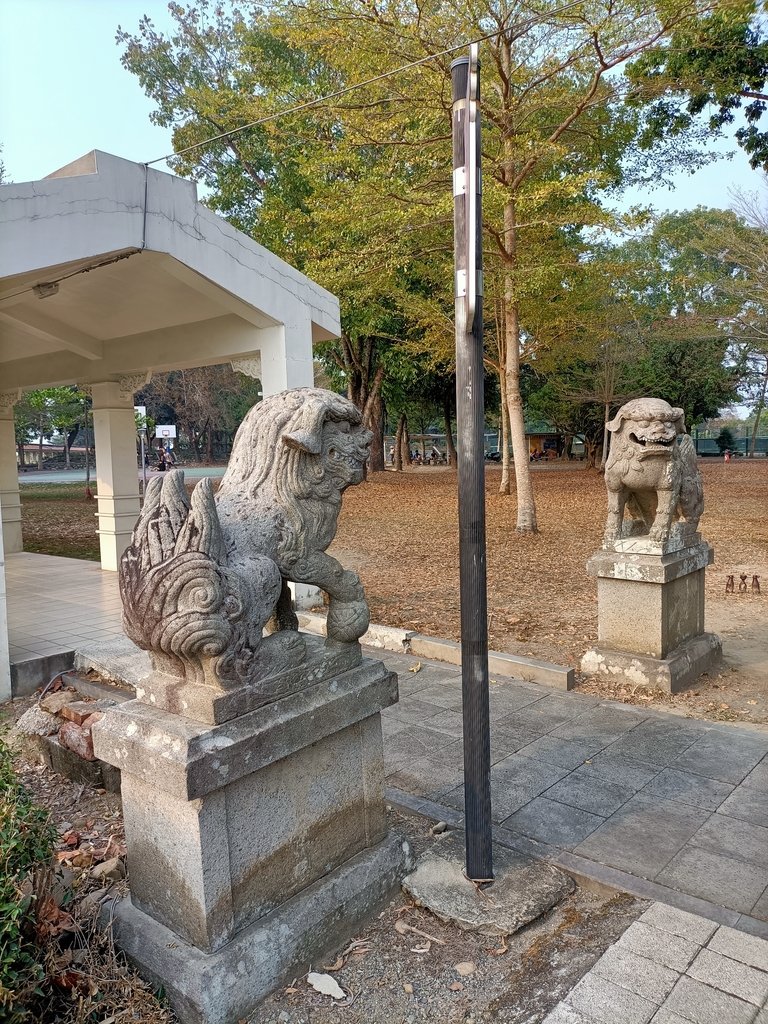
451,46,493,882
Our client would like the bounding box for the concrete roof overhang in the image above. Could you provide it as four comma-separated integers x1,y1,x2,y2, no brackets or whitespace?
0,151,340,391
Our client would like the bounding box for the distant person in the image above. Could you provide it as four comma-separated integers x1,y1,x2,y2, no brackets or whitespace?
724,449,732,463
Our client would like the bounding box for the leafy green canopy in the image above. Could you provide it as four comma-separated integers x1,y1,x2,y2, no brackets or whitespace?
628,2,768,169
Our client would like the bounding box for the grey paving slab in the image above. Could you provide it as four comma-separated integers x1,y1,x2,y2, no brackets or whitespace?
502,796,605,849
579,752,662,792
687,813,768,870
662,975,758,1024
649,1010,697,1024
752,887,768,922
517,735,604,770
489,724,543,763
670,731,768,785
656,847,768,915
617,921,701,973
407,683,463,710
381,716,410,738
385,756,463,800
574,794,710,880
687,947,768,1006
499,694,586,734
383,726,464,772
719,783,768,829
543,1005,599,1024
639,904,718,945
486,686,547,717
591,943,679,1003
543,766,635,817
552,706,649,745
383,697,444,725
642,768,735,812
414,708,466,738
567,971,657,1024
604,719,708,767
745,760,768,787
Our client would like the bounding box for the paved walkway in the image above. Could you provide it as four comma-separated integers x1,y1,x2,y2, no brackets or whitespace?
6,554,768,937
545,902,768,1024
380,651,768,936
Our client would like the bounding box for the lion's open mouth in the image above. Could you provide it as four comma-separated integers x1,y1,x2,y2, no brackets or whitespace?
629,431,676,452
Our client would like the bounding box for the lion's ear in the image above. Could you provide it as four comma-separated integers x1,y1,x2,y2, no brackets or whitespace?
280,395,332,454
606,413,623,432
283,429,322,454
671,408,685,433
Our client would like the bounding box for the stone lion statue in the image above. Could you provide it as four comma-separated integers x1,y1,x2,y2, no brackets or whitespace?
120,388,371,691
603,397,703,546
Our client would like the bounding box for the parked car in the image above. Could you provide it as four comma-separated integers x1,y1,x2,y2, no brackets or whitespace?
485,450,502,462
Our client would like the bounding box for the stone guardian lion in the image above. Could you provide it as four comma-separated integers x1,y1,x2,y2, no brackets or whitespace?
120,388,371,690
603,397,703,546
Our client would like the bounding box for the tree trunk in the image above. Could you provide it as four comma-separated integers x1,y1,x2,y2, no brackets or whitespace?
367,392,386,472
504,302,538,532
442,394,457,467
499,370,511,495
599,401,611,471
400,415,412,467
394,414,405,472
37,420,44,470
749,357,768,457
64,435,71,469
585,439,599,468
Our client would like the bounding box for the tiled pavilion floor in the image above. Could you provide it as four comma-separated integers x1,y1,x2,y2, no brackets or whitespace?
6,553,768,938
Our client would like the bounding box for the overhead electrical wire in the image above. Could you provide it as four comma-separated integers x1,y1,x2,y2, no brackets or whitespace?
145,0,591,167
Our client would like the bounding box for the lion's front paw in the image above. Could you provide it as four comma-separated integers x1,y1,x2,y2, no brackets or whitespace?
327,598,370,643
649,526,666,543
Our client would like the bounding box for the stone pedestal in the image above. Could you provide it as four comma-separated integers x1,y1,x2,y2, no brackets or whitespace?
581,534,721,693
93,649,412,1024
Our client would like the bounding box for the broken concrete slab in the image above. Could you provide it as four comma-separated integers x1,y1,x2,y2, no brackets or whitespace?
402,830,574,937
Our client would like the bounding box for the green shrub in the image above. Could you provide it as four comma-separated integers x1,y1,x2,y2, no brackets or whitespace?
0,734,55,1021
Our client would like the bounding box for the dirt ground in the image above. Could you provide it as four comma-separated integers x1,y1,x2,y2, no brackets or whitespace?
329,460,768,726
19,460,768,725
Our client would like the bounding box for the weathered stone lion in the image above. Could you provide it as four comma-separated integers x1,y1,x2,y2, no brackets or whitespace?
120,388,371,691
603,397,703,546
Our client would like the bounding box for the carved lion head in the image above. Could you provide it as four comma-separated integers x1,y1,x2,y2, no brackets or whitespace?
607,398,685,460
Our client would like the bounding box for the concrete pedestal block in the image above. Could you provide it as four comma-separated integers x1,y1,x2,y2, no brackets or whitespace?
104,832,413,1024
582,540,721,693
93,652,411,1023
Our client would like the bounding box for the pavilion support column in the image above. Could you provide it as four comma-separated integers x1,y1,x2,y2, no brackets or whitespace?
0,399,23,555
91,382,140,572
253,315,316,610
258,314,315,396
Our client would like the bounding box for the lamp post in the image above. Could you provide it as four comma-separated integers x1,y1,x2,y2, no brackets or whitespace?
451,44,493,882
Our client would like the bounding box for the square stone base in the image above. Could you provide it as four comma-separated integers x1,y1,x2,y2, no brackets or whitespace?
581,632,722,694
104,832,414,1024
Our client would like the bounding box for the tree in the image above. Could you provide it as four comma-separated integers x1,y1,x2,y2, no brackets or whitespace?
138,364,263,461
14,388,85,470
627,3,768,169
716,426,736,452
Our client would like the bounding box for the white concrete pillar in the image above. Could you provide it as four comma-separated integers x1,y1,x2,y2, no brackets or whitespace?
258,313,315,396
246,315,317,609
0,401,23,555
91,382,141,571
